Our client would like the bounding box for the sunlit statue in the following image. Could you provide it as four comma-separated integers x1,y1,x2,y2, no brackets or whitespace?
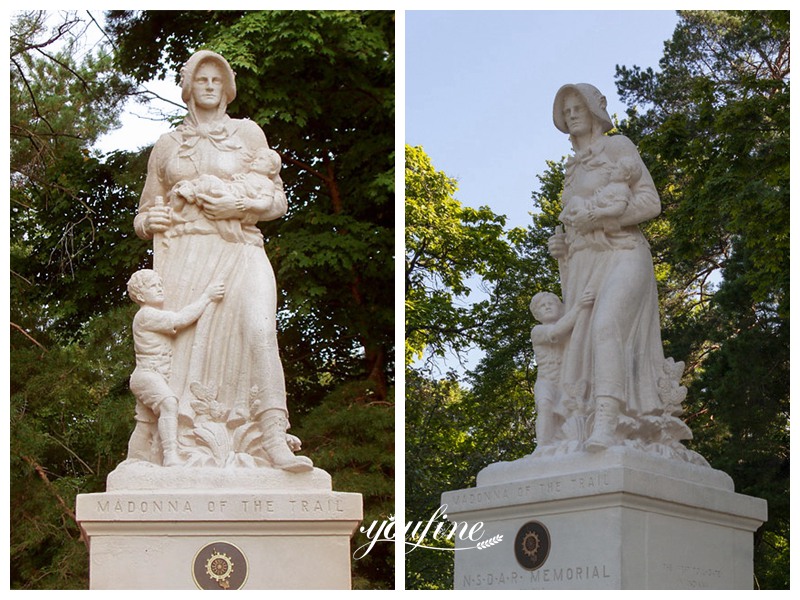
530,83,706,465
127,50,312,472
126,270,224,466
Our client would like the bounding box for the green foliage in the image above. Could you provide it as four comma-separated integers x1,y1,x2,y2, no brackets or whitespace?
616,10,789,316
11,149,152,338
294,381,395,589
11,11,133,165
404,373,469,589
11,11,142,339
11,14,140,587
405,145,510,362
405,147,538,589
11,306,137,589
616,10,789,588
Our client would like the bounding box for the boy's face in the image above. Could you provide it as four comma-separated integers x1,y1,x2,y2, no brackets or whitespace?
140,275,165,307
534,296,563,323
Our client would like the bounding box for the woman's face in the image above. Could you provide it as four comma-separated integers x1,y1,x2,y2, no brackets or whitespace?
192,61,225,110
562,92,592,138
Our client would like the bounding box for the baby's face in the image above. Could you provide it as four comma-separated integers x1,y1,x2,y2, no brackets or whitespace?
251,151,278,176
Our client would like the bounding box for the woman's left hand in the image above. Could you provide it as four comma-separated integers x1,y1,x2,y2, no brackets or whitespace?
571,208,596,233
201,193,241,220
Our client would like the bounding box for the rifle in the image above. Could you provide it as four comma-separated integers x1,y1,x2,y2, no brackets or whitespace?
555,224,569,305
152,195,167,273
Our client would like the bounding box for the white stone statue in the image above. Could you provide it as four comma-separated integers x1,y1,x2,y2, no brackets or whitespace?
128,50,312,473
532,83,706,465
529,290,594,447
126,270,224,466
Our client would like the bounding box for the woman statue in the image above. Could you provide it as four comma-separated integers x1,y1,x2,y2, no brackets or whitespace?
131,50,312,472
547,83,694,458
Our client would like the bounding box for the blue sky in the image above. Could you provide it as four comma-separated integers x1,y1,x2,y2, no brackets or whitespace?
406,10,681,229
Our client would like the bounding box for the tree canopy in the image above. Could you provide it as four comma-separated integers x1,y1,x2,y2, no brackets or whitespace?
615,11,789,588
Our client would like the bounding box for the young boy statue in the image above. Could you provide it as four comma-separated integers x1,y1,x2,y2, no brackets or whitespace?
529,289,594,447
126,269,225,466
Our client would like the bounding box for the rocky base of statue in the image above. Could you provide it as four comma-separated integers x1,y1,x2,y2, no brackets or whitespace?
76,465,362,589
105,458,332,491
441,447,766,590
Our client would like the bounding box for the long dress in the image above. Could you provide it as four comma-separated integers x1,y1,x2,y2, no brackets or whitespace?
134,113,288,462
557,134,666,418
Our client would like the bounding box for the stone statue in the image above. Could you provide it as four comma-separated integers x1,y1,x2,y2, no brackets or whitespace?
529,289,594,447
532,83,706,465
126,270,224,466
128,50,312,473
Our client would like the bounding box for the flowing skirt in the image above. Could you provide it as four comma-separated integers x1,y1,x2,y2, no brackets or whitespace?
559,240,665,416
157,231,287,427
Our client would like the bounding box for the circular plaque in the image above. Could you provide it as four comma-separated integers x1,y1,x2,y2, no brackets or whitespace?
192,541,249,590
514,521,551,570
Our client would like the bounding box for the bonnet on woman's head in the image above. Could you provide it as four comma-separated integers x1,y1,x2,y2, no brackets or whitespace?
552,83,613,134
180,50,237,105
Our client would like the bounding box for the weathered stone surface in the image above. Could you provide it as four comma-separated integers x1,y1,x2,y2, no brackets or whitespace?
443,453,766,589
77,50,362,590
529,83,706,463
127,50,311,473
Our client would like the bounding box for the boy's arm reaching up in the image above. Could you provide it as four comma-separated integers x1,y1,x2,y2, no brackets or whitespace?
545,290,595,341
171,282,225,331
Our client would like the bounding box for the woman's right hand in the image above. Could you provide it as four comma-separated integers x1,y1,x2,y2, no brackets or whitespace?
146,205,171,234
548,231,568,259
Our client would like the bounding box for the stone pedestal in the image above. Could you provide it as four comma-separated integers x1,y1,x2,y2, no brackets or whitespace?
441,448,766,590
76,462,362,589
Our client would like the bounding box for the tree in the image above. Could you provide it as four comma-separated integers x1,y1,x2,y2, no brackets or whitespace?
405,146,529,588
615,10,789,588
295,382,395,589
11,12,141,588
11,11,140,338
405,144,510,363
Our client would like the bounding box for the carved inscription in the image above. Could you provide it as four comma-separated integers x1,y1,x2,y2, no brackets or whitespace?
96,499,194,514
288,498,346,514
450,471,611,508
93,496,346,516
660,563,723,589
461,564,611,588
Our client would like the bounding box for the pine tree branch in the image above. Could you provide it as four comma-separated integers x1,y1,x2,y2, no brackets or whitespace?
10,322,48,352
21,455,88,548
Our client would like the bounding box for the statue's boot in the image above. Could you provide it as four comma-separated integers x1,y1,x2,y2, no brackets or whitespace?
585,397,620,452
259,409,314,472
159,415,181,466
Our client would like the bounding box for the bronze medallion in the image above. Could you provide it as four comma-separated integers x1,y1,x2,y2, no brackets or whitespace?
514,521,551,570
192,541,249,589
